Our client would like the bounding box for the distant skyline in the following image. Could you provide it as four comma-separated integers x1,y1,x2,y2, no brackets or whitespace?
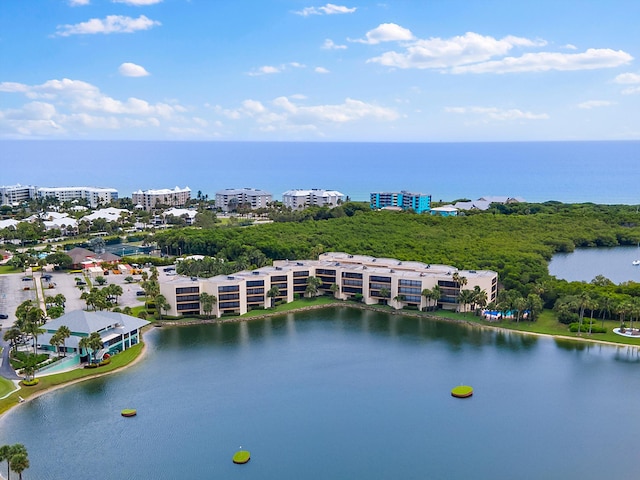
1,1,639,141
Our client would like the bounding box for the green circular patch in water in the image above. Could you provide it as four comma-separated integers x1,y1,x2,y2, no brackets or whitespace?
233,450,250,464
451,385,473,398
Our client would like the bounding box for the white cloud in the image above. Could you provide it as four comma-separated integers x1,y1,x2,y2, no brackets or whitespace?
112,0,163,5
248,63,306,76
364,29,631,75
294,4,356,16
215,96,398,133
622,86,640,95
352,23,414,45
69,0,90,6
445,106,549,121
614,72,640,84
322,39,347,50
451,48,633,74
54,15,161,36
0,78,193,138
577,100,615,109
248,65,281,76
368,32,544,69
118,62,150,77
315,67,330,74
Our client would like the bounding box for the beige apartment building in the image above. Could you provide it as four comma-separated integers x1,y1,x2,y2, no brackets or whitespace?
132,186,191,211
160,252,498,318
215,187,272,212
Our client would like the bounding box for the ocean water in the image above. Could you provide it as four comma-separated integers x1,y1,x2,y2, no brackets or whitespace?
1,140,638,204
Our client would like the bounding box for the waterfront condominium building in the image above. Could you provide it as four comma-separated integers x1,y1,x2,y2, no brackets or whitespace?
282,189,345,210
37,186,118,208
215,187,272,213
160,252,498,318
370,191,431,214
0,184,38,206
132,186,191,211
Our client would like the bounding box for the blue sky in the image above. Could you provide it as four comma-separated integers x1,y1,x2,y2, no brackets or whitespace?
1,0,638,141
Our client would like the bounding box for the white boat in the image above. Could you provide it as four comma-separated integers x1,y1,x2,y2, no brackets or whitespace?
633,260,640,266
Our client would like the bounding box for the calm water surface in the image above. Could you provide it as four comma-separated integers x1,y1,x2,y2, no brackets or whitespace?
548,245,640,284
2,307,640,480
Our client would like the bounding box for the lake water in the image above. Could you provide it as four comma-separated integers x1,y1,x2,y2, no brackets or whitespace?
548,245,640,284
2,307,640,479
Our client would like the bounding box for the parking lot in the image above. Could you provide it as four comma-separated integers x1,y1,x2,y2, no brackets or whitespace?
0,273,38,329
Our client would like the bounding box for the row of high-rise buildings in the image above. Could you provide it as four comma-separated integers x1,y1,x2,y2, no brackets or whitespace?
2,184,438,214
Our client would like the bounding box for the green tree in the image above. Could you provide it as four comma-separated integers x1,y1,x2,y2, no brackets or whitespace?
79,332,103,364
56,325,71,357
457,289,475,314
44,251,73,269
3,328,22,353
305,276,322,298
95,275,107,286
199,292,217,318
0,445,12,480
155,294,171,319
9,452,29,480
267,286,280,308
23,321,45,355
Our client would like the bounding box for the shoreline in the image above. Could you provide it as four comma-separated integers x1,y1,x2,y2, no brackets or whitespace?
2,302,637,423
0,342,147,423
157,301,640,349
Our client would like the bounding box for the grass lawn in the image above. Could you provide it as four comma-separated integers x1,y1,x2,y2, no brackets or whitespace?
0,265,21,274
0,343,144,416
0,377,17,398
428,308,640,346
242,296,338,317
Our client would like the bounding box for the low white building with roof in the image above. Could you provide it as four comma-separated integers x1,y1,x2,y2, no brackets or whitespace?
162,207,198,225
80,207,130,224
39,310,150,358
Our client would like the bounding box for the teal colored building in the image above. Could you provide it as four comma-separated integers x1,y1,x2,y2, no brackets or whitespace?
370,191,431,213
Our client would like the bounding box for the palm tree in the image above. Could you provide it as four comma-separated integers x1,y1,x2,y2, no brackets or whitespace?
57,325,71,356
267,286,280,308
23,321,45,355
199,292,217,318
421,288,433,311
305,276,322,298
0,445,12,480
457,289,475,314
155,294,171,319
49,331,63,356
79,332,103,364
431,285,441,311
393,294,406,309
329,283,339,298
9,452,28,480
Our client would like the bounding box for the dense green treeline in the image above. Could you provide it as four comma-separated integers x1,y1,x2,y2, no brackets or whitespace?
153,205,640,295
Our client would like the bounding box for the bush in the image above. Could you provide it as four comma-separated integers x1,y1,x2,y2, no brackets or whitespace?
99,358,111,366
569,323,607,334
22,379,40,387
84,363,99,369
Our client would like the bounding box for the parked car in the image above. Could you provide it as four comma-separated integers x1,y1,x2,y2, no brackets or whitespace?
0,314,8,319
136,291,146,296
22,277,32,282
76,280,87,286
